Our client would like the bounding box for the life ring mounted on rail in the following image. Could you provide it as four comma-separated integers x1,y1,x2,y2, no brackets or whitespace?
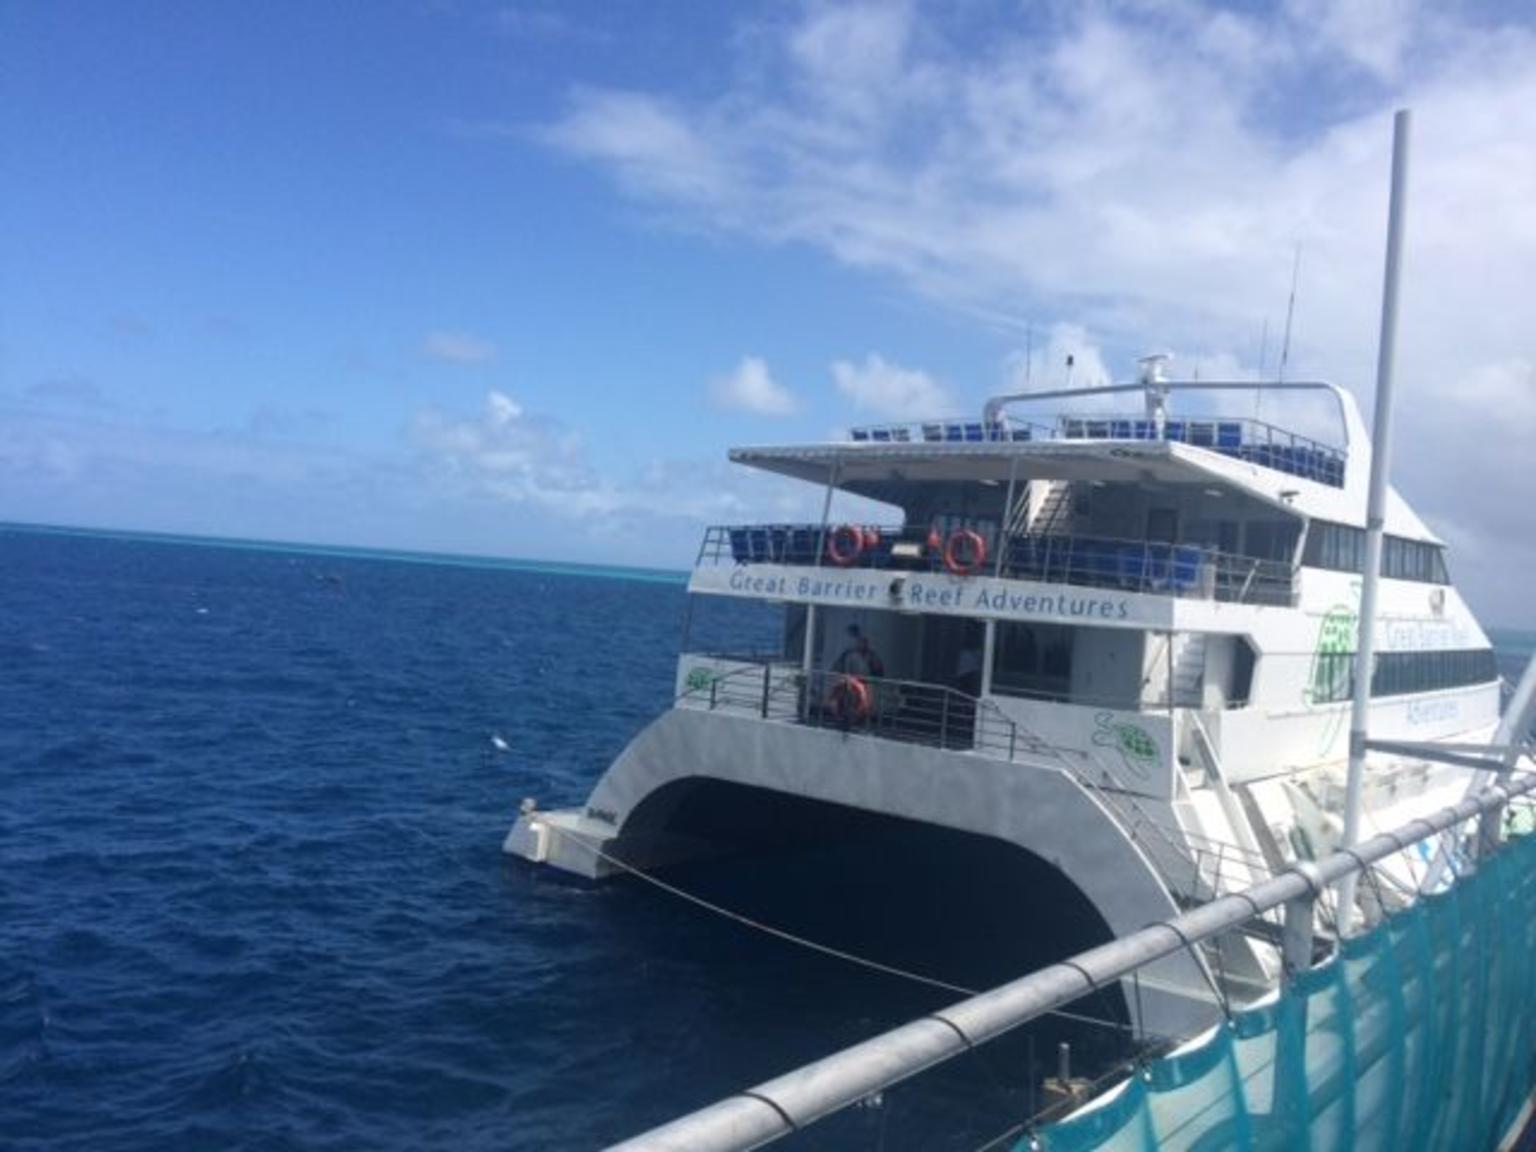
829,675,872,723
943,529,988,576
827,523,878,567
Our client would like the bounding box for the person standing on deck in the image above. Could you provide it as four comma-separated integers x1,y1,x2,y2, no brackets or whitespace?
833,624,884,679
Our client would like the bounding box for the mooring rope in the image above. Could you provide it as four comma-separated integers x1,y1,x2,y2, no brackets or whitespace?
552,824,1131,1034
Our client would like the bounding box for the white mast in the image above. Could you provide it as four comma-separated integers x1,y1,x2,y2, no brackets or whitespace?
1337,109,1411,935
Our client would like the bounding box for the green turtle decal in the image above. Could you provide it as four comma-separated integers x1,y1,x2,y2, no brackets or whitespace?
684,666,716,693
1091,711,1159,779
1306,580,1361,754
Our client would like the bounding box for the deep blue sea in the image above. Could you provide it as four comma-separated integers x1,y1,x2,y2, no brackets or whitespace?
0,527,1130,1152
2,526,1530,1151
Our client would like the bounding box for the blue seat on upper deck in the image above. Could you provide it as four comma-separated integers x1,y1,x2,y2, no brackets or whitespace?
1170,546,1202,590
729,528,751,563
944,423,966,442
964,422,985,442
1163,420,1187,442
1062,418,1087,439
1189,421,1216,447
1110,419,1134,439
871,428,892,442
1010,426,1032,441
851,428,870,442
747,527,771,562
1216,422,1243,452
921,423,943,442
1116,543,1149,587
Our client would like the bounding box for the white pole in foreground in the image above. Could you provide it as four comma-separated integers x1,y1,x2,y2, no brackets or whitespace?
1337,109,1411,936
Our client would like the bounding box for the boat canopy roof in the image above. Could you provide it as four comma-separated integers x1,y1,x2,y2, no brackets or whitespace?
729,437,1439,543
730,438,1308,512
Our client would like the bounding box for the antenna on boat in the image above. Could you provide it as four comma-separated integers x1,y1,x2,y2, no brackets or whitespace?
1255,317,1270,417
1024,324,1033,387
1277,243,1302,383
1337,109,1412,937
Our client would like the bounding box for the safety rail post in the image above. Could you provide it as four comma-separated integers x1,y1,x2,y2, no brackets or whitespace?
1280,863,1323,986
940,691,951,750
760,663,771,719
709,677,718,710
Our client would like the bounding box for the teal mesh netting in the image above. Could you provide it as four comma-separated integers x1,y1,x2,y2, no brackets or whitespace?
1033,832,1536,1151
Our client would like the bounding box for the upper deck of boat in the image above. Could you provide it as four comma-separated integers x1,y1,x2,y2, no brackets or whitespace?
733,409,1347,491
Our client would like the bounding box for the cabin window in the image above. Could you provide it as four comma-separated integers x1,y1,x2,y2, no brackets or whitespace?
1216,520,1241,556
1302,520,1449,583
1244,520,1300,562
1307,647,1498,704
991,622,1073,699
1146,508,1178,543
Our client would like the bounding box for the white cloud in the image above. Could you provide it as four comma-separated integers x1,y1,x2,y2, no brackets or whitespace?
832,353,954,418
538,2,1536,622
411,390,622,516
408,390,825,531
1286,0,1419,82
424,330,498,365
711,356,797,415
543,90,736,210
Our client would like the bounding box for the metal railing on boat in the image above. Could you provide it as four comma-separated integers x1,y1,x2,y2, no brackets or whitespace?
697,525,1297,607
843,412,1347,487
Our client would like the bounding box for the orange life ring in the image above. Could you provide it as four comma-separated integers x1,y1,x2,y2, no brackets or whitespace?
944,529,988,576
826,524,865,567
830,675,872,722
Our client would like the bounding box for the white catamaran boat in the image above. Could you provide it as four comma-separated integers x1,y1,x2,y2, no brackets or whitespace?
505,363,1502,1037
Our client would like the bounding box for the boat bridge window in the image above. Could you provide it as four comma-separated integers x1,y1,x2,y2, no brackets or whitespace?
1302,520,1450,584
990,623,1074,701
1243,520,1301,563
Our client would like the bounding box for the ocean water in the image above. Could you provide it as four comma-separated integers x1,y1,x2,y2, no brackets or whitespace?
3,526,1530,1151
3,527,1124,1152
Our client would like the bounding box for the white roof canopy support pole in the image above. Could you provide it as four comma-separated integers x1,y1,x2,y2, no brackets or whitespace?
1338,109,1412,936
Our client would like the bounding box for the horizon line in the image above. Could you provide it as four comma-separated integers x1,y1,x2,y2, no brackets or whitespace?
0,518,690,586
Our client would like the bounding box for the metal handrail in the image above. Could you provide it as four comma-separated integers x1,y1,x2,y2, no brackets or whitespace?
607,771,1536,1152
1053,411,1345,460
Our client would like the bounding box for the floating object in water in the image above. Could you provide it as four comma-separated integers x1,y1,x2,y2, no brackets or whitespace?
491,734,510,752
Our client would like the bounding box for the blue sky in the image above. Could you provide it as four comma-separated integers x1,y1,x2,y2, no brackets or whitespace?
2,2,1534,624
